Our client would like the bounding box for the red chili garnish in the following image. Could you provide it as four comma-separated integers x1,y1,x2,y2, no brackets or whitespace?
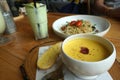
70,21,76,26
75,20,82,27
80,47,89,54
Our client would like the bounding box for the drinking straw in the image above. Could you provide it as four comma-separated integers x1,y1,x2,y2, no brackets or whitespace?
33,0,37,8
33,0,41,39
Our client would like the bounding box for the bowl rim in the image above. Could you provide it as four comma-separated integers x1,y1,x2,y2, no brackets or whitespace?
52,15,111,38
62,34,116,63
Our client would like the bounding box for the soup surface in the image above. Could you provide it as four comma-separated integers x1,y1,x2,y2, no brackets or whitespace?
63,38,110,62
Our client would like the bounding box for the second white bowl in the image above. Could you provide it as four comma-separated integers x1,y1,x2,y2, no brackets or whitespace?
61,34,116,79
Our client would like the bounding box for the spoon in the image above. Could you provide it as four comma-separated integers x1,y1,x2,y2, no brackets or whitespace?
41,64,64,80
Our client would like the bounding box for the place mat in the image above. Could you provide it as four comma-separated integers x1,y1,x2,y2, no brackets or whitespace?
24,46,38,80
35,46,113,80
23,43,113,80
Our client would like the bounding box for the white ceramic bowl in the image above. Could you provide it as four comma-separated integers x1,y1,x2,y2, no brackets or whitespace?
61,34,116,79
52,15,111,38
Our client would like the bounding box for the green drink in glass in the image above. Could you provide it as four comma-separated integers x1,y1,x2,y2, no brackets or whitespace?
25,3,48,40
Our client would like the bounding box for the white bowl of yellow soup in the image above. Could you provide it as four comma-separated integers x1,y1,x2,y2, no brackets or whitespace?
61,34,116,79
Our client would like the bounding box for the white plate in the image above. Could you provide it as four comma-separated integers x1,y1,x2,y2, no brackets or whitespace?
52,15,111,38
36,46,113,80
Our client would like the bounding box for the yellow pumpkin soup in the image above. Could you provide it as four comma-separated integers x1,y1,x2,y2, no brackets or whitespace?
63,38,110,62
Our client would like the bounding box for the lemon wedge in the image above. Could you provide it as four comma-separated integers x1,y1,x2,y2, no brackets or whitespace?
37,42,62,69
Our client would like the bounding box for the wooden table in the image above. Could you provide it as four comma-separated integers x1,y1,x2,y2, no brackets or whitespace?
0,12,120,80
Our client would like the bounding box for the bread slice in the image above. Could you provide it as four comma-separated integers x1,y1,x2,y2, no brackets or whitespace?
37,42,62,69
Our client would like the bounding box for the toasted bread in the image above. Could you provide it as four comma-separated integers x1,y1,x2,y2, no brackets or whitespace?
37,42,62,69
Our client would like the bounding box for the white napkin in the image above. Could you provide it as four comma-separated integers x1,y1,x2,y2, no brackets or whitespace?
35,46,113,80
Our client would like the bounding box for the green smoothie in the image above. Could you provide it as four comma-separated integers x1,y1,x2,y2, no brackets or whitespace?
25,3,48,40
0,11,6,35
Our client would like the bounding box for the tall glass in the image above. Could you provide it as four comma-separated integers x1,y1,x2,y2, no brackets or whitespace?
0,7,7,45
0,0,15,46
0,0,16,34
25,3,48,40
0,10,6,35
